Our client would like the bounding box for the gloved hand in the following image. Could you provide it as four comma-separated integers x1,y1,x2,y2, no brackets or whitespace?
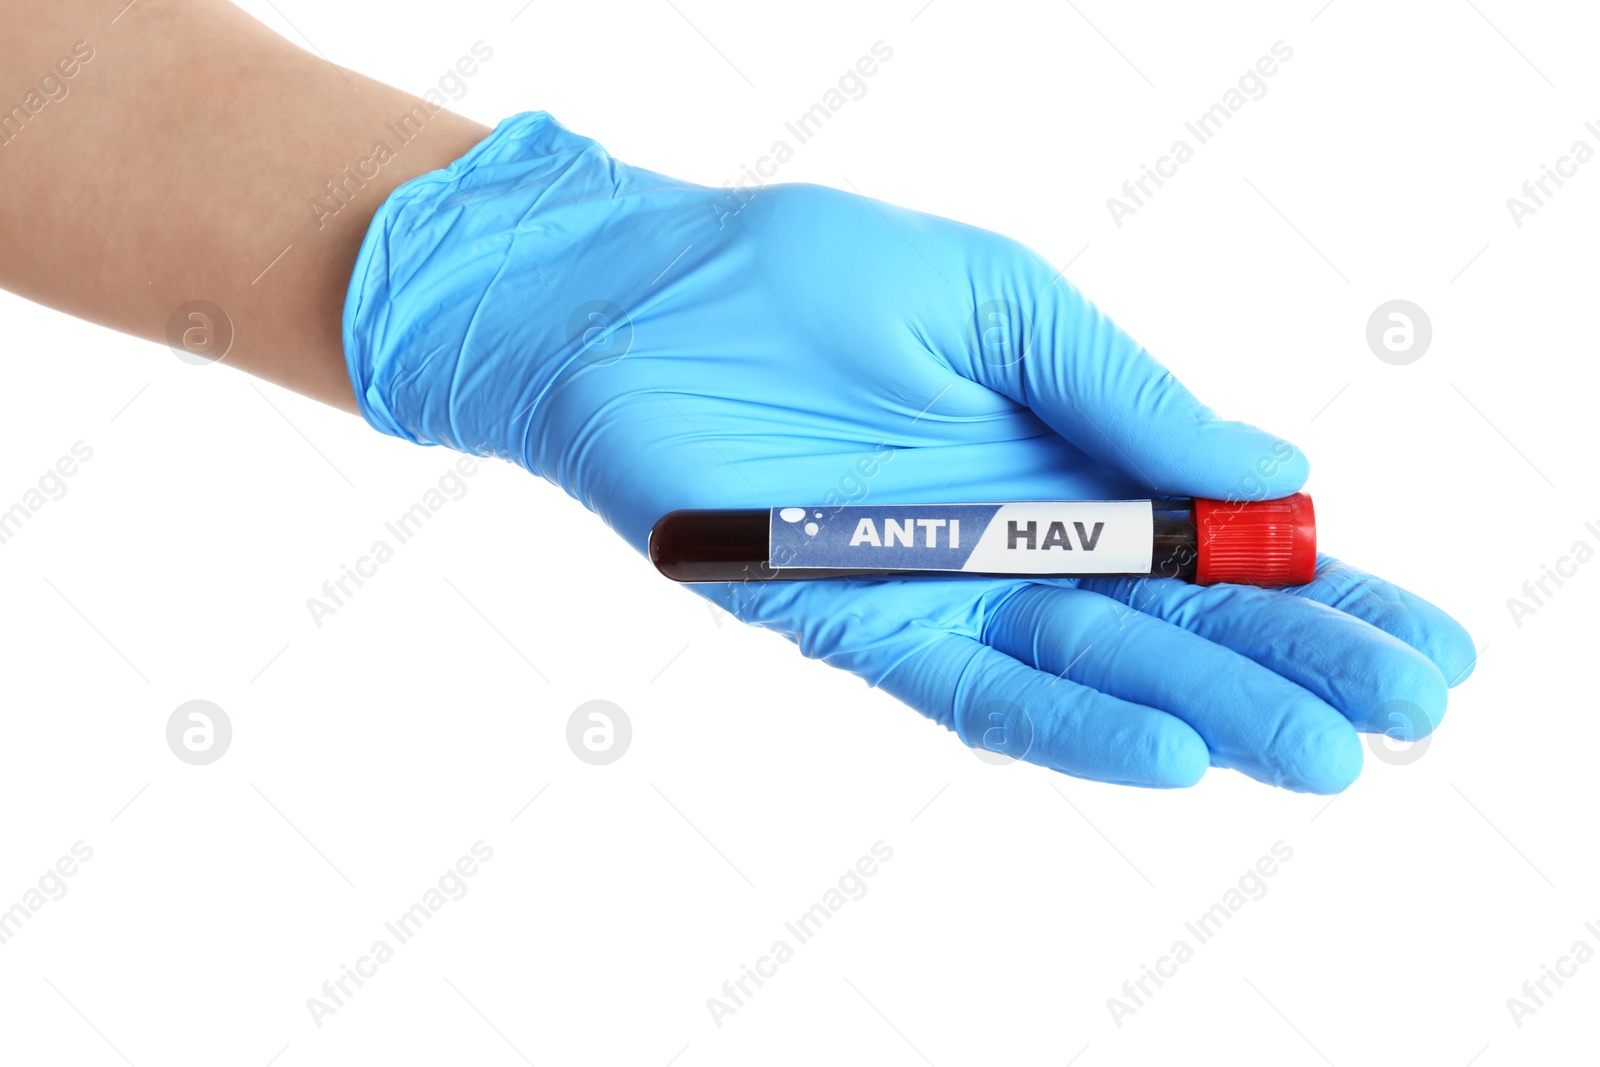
343,111,1474,793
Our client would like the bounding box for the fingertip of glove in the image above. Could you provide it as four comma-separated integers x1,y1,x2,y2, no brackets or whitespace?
1136,720,1210,789
1161,731,1211,789
1272,712,1364,795
1429,613,1479,689
1216,421,1310,492
1363,658,1450,743
1161,420,1309,501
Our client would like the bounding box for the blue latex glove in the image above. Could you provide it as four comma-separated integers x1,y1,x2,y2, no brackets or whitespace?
344,112,1474,793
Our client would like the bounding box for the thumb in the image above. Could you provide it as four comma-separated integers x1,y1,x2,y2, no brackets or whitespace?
938,237,1309,500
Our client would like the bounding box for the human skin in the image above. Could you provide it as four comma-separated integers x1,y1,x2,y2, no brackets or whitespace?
0,0,489,411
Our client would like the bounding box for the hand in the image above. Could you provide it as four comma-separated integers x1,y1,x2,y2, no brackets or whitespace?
344,112,1474,793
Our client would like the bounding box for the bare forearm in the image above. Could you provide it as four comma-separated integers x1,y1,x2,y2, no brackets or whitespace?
0,0,490,410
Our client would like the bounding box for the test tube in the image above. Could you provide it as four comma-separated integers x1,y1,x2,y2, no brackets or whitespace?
650,494,1315,587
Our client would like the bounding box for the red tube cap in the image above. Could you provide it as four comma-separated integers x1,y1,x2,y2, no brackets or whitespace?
1193,493,1317,587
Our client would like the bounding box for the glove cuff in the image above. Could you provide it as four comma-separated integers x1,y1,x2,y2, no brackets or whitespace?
340,109,599,464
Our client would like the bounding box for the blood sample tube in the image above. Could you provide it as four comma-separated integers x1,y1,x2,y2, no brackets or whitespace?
650,494,1315,587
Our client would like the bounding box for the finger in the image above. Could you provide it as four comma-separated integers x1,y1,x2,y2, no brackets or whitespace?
983,584,1364,794
931,231,1310,500
1283,555,1478,687
876,631,1209,789
1075,573,1450,740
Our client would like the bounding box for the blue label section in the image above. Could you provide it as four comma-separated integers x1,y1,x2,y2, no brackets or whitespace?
769,505,1000,571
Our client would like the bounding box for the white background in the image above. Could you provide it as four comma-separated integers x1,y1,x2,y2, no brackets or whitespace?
1,1,1595,1064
